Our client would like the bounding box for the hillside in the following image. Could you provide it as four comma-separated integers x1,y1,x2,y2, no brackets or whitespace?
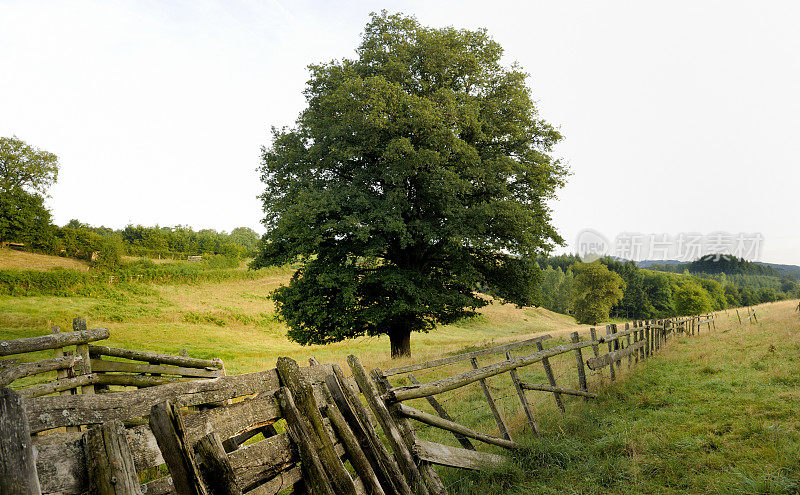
0,260,583,373
0,247,90,271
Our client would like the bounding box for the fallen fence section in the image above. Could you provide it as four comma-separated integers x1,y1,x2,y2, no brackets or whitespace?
0,313,714,494
0,317,225,398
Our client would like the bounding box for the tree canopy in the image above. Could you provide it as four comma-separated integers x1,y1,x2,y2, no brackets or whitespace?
254,12,567,357
0,136,59,195
571,262,625,325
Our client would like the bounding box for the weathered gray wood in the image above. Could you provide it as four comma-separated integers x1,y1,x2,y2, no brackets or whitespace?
18,373,98,398
535,342,564,412
0,358,20,373
409,373,475,450
52,326,80,403
605,326,616,381
95,373,189,388
387,340,597,403
0,354,82,387
226,431,294,490
506,351,538,433
384,334,552,376
0,388,41,495
140,477,174,495
26,369,280,433
0,328,110,357
193,432,242,495
148,400,209,495
91,359,223,378
32,432,87,494
321,385,386,495
276,357,357,495
89,345,223,370
84,420,143,495
570,332,589,400
413,440,506,471
589,328,600,365
586,340,646,370
397,404,518,450
626,324,633,369
329,364,413,495
372,369,447,495
517,382,598,398
275,386,336,495
347,355,429,495
471,356,511,441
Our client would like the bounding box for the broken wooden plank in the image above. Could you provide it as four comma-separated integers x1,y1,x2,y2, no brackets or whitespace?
409,373,475,450
413,440,506,471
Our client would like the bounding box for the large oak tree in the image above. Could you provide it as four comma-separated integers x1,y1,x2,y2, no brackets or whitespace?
254,12,567,357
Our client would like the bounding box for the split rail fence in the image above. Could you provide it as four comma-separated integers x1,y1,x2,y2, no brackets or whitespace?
1,313,716,494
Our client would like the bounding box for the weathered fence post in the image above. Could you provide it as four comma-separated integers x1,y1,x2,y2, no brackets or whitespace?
276,357,357,495
84,420,143,495
348,355,430,495
605,326,616,381
625,323,633,369
506,351,541,427
328,364,413,495
0,388,41,495
149,400,209,495
193,432,242,495
570,332,589,401
372,369,447,495
73,318,95,396
534,342,564,412
471,357,512,440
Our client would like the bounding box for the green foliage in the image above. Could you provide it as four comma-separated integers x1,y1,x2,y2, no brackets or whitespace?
673,282,713,315
537,266,573,315
0,136,59,195
0,188,55,248
571,262,625,325
254,12,567,356
689,254,781,276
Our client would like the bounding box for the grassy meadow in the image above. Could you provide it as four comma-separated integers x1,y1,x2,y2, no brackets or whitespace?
2,248,798,494
0,248,583,375
439,299,800,494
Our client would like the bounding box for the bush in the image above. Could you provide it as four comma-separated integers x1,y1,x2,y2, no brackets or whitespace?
673,283,713,316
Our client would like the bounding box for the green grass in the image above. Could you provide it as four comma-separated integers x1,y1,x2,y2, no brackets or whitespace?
438,300,800,494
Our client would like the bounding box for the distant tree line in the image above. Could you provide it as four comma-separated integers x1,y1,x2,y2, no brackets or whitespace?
8,221,261,269
537,254,800,322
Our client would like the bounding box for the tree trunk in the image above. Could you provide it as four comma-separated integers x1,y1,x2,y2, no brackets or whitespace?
389,328,411,358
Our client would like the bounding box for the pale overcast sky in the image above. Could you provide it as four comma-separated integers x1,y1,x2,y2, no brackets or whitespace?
1,1,798,264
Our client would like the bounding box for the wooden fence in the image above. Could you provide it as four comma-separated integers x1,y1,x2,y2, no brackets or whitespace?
0,318,225,400
0,313,717,494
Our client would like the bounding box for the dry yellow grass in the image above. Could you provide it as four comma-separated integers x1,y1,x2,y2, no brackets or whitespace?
0,247,89,271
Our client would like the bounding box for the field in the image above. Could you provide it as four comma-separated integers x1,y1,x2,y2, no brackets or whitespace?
0,248,90,271
0,249,584,375
1,249,798,494
441,299,800,494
